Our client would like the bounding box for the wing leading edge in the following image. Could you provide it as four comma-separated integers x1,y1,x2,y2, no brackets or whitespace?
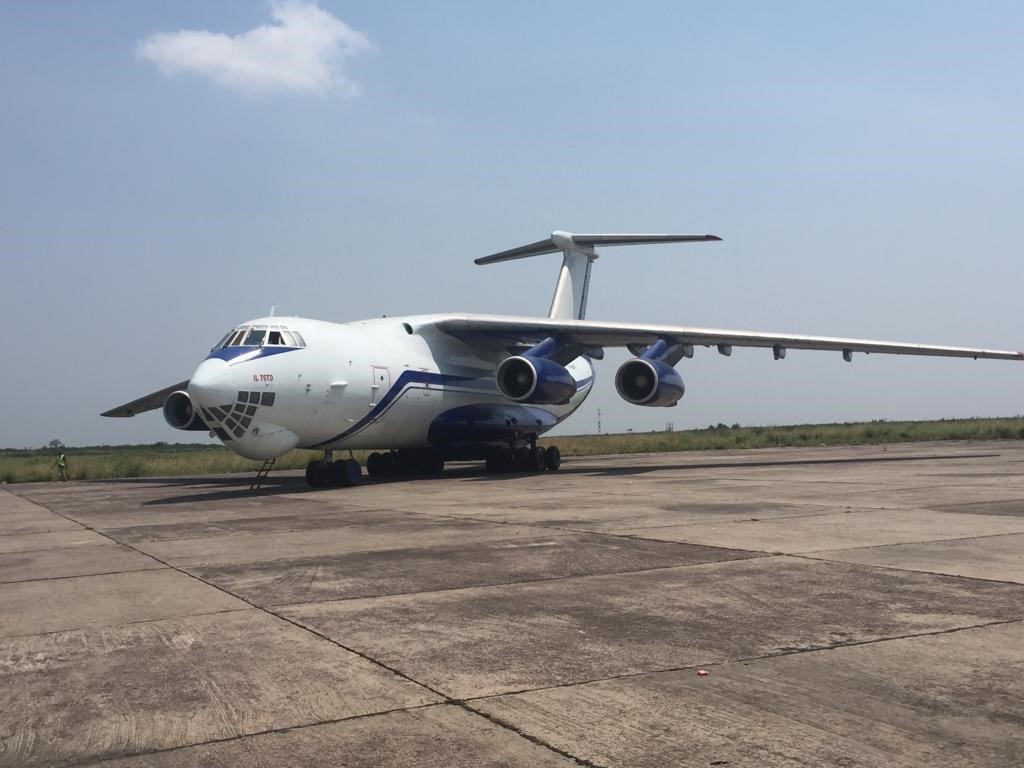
435,316,1023,361
101,380,189,418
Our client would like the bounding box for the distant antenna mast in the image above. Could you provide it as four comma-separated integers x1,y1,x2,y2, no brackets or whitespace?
270,305,278,317
597,408,602,435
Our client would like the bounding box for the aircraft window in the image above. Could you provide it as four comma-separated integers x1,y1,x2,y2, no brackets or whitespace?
280,330,296,346
292,331,307,347
243,328,266,346
267,331,284,345
229,329,247,347
212,330,234,350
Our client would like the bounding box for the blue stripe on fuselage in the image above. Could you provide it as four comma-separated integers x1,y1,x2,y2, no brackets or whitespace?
206,346,300,364
311,370,479,447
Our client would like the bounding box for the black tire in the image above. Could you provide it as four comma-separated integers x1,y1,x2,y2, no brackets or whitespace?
513,447,532,472
366,452,383,478
544,446,561,471
332,459,361,487
306,460,326,488
396,451,419,476
532,446,547,472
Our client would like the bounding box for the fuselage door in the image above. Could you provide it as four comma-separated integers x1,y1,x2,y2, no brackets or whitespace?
370,366,391,407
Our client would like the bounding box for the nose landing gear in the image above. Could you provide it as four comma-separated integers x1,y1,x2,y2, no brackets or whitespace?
305,450,361,489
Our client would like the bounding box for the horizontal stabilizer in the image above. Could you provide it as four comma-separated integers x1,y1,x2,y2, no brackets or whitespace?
475,231,720,265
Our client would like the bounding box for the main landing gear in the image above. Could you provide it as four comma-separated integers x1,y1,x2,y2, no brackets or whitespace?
364,449,445,480
306,451,361,489
305,438,561,488
485,437,561,474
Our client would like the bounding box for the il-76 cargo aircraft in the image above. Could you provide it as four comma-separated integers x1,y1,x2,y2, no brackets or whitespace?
104,231,1022,488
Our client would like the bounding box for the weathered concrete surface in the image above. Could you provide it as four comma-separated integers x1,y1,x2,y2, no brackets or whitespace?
0,611,438,767
0,528,110,554
2,441,1023,767
0,490,81,534
809,532,1024,583
132,517,576,567
0,543,163,584
0,569,246,637
282,555,1024,699
93,705,577,767
613,506,1024,553
194,533,761,607
476,622,1024,768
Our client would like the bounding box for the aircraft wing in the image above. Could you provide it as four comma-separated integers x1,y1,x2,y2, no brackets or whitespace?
101,380,189,417
435,316,1023,361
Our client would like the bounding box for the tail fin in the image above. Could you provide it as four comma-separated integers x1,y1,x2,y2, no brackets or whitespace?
475,231,721,320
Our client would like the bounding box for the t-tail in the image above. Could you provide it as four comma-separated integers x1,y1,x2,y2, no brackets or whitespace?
475,231,721,320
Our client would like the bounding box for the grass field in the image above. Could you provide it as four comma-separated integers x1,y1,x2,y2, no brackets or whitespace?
3,416,1023,485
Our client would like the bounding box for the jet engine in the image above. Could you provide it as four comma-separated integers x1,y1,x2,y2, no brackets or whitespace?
163,390,209,431
496,355,577,405
615,339,686,407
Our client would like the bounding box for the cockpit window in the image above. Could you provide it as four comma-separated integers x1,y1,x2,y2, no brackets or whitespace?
212,330,234,351
212,324,308,350
243,327,267,346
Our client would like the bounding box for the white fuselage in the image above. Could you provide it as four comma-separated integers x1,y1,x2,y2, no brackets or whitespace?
188,315,594,460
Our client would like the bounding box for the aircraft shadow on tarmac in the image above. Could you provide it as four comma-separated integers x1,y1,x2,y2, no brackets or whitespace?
137,452,997,506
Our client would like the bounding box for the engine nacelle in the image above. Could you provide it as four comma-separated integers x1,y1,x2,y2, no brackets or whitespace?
163,391,209,431
496,356,577,405
614,358,685,407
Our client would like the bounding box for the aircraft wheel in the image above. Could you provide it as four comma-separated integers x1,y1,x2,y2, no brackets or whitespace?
306,460,327,488
544,446,561,471
532,446,547,472
366,452,384,479
332,459,361,487
396,451,420,476
513,447,533,472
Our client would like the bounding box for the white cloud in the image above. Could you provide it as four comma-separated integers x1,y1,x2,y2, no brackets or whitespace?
136,1,373,97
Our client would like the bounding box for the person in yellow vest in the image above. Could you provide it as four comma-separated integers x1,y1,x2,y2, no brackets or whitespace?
54,450,67,482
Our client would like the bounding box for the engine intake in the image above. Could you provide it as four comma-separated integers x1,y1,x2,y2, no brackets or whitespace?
496,356,577,405
163,391,209,431
614,358,685,407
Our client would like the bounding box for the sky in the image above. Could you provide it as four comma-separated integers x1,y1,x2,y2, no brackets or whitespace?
2,1,1022,449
